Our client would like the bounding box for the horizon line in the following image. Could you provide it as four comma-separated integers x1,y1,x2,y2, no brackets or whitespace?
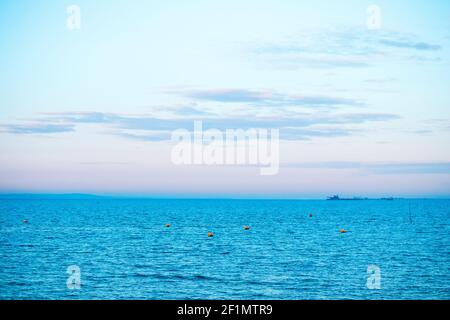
0,192,449,201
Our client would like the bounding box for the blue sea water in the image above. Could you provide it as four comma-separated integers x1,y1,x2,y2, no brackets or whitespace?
0,198,449,300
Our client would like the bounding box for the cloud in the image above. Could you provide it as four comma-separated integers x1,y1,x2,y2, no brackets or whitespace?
368,162,450,174
257,52,372,68
79,161,130,165
39,112,118,123
423,119,450,131
254,28,442,69
282,161,450,174
109,112,398,131
173,88,364,108
379,39,441,51
0,109,400,142
170,106,215,116
1,123,75,134
328,112,400,123
280,127,353,140
407,55,442,62
363,77,397,84
410,129,433,135
117,131,172,142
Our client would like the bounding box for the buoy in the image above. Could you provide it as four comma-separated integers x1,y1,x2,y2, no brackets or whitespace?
207,232,214,237
243,226,250,230
339,229,347,233
22,219,29,223
165,224,171,228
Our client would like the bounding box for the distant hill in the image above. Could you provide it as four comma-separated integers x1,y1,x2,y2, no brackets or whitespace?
0,193,106,200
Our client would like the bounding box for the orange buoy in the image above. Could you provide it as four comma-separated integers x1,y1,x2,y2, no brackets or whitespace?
207,232,214,237
339,229,347,233
165,223,171,228
243,226,250,230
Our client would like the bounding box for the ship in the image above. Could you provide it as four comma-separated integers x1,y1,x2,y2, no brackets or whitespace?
327,195,394,200
327,195,367,200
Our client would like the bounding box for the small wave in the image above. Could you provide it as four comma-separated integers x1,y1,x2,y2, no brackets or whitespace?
134,273,150,278
7,281,27,286
151,273,218,282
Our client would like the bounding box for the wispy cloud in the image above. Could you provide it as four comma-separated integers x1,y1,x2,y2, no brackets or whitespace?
368,162,450,174
39,112,117,123
1,123,75,134
282,161,450,174
363,77,397,84
254,28,443,69
256,52,371,69
0,110,400,141
172,88,364,108
379,39,441,51
117,131,173,142
169,106,215,116
280,127,354,140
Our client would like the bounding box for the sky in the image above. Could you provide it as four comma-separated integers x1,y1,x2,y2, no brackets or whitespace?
0,0,449,198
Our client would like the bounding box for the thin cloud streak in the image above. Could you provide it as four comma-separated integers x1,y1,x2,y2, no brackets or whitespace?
172,88,365,107
379,39,441,51
282,161,450,174
254,28,442,69
0,110,400,141
1,123,75,134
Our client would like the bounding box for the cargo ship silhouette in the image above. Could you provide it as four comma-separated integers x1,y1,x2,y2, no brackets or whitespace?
327,195,394,200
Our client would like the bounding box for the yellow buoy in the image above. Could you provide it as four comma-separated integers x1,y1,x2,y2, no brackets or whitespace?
339,229,347,233
243,225,250,230
165,223,171,228
207,232,214,237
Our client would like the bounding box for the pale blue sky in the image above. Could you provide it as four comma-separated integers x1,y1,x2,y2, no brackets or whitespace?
0,0,449,197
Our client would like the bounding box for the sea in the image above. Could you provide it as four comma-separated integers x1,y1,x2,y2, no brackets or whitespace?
0,198,448,299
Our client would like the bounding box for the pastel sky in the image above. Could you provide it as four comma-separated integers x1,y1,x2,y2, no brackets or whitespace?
0,0,449,198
